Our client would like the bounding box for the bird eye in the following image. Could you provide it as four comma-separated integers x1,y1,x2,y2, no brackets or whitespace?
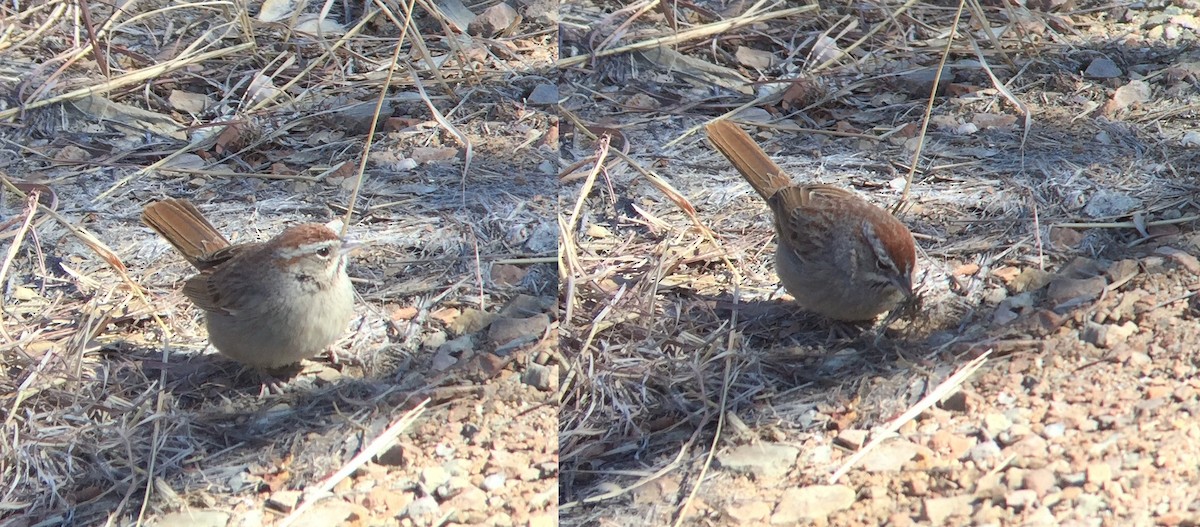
316,247,332,258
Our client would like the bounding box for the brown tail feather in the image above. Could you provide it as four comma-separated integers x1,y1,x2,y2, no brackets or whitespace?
705,121,792,200
141,199,231,270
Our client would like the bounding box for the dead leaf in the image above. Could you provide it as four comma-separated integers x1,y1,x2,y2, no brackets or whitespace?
992,266,1021,283
431,307,461,326
54,145,90,163
258,0,307,22
971,113,1018,129
168,90,210,114
391,305,418,321
294,14,346,35
410,147,458,163
72,94,186,140
735,46,776,69
491,264,529,287
1103,79,1151,116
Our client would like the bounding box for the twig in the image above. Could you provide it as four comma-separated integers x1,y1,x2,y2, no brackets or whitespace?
278,399,430,527
829,350,992,483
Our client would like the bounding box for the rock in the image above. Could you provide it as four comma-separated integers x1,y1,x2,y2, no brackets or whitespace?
1041,423,1066,439
1047,276,1107,306
1077,493,1107,516
835,429,869,450
967,440,1002,464
861,440,925,472
522,363,556,391
402,495,440,520
1084,190,1141,218
1023,468,1058,497
1084,57,1122,78
921,495,974,524
375,444,409,467
1010,269,1053,293
894,66,952,96
1157,246,1200,274
153,511,229,527
983,413,1013,436
1106,258,1140,284
1006,489,1038,509
291,500,369,527
468,2,519,37
420,466,450,492
267,490,303,512
887,512,916,526
939,391,971,413
1086,462,1112,483
526,84,558,106
443,485,489,515
1081,321,1137,348
716,443,799,479
770,485,856,523
488,313,550,350
972,471,1005,500
1024,506,1057,526
482,473,506,491
723,500,771,524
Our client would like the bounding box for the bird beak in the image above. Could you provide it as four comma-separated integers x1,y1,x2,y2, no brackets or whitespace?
340,239,361,255
894,272,915,298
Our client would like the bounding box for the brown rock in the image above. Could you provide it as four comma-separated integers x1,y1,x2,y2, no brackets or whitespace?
921,495,974,524
1086,462,1112,483
1047,276,1107,306
723,500,771,524
1023,468,1057,497
468,2,519,37
771,485,856,523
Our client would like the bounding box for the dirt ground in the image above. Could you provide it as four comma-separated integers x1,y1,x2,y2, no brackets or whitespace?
560,0,1200,526
0,1,557,526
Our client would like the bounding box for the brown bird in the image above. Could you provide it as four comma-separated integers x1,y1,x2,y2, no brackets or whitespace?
705,121,916,321
141,199,356,368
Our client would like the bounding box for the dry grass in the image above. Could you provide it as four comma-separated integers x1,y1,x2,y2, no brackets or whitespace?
559,0,1200,522
1,0,557,524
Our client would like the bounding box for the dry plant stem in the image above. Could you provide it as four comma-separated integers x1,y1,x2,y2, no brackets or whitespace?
1030,192,1045,270
0,187,174,524
339,21,408,236
231,0,258,47
593,0,660,57
968,36,1031,150
246,8,379,112
556,215,580,405
810,0,920,74
78,0,108,78
566,134,610,233
404,58,474,188
900,0,965,204
829,350,992,483
404,0,470,94
557,5,816,68
560,441,690,509
278,399,430,527
1055,215,1200,229
99,6,383,200
0,2,66,53
672,352,734,527
0,192,38,343
5,349,55,425
18,11,244,115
